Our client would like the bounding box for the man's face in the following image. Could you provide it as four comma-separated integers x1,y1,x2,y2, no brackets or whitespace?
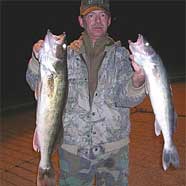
79,10,111,39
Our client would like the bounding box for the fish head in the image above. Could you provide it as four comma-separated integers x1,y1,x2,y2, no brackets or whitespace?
43,29,67,59
39,30,67,75
128,34,156,66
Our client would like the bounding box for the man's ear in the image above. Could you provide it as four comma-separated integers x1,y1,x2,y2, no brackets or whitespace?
108,16,111,27
78,16,84,28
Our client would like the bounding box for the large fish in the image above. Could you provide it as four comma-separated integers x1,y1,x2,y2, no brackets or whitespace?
128,34,179,171
33,30,67,186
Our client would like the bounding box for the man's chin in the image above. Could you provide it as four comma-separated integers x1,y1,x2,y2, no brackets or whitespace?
92,31,106,38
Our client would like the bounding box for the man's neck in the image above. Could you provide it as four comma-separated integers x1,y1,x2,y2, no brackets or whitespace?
90,37,99,47
89,35,107,47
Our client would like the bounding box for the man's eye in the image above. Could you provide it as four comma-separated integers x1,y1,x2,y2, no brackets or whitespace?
88,14,94,18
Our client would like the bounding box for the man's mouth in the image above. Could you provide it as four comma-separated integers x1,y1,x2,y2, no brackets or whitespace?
92,25,103,29
93,27,103,29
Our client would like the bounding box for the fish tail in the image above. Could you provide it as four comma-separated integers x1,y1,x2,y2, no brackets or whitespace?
162,144,179,171
37,167,55,186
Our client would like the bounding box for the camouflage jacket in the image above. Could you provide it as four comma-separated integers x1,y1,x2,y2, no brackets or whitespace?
26,38,146,151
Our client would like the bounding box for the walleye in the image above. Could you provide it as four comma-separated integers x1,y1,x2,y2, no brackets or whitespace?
33,30,67,186
128,34,179,171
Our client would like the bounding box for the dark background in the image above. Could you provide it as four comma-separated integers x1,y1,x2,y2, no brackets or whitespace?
1,1,185,111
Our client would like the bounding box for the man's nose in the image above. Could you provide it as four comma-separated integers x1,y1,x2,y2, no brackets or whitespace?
95,15,101,23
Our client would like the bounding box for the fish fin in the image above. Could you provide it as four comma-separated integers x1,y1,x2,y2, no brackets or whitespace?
35,81,42,100
54,124,63,152
145,80,150,95
162,144,179,171
154,119,161,136
34,83,39,100
145,84,149,95
33,129,40,152
37,167,55,186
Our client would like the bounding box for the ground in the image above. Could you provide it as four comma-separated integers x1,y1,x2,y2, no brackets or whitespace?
0,82,185,186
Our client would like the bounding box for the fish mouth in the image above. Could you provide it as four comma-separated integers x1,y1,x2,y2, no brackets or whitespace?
128,34,144,55
46,29,66,45
128,34,156,57
128,34,144,47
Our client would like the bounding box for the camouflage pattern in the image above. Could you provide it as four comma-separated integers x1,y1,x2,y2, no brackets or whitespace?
26,35,146,186
59,145,129,186
26,38,145,150
62,39,145,148
80,0,110,15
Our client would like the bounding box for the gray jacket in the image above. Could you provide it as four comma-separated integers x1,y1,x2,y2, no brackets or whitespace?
26,38,145,152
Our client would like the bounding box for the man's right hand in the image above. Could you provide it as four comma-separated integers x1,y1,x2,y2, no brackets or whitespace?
33,40,44,59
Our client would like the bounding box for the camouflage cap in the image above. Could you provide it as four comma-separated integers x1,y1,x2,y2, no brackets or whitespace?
80,0,110,16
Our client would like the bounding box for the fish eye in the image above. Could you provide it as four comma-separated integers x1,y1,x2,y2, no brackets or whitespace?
62,43,67,49
145,42,150,46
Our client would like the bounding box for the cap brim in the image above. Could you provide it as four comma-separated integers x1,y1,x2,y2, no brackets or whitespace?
81,6,108,16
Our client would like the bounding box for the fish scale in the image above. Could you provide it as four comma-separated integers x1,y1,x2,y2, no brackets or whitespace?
33,30,67,186
128,34,179,171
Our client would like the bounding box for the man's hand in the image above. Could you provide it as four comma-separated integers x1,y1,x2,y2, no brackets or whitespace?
33,40,44,59
130,55,145,88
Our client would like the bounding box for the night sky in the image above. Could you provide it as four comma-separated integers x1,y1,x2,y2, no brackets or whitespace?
1,1,185,109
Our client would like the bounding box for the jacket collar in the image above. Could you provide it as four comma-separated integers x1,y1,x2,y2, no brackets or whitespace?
70,32,121,56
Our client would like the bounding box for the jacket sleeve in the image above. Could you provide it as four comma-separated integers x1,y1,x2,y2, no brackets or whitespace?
114,47,146,108
26,53,40,91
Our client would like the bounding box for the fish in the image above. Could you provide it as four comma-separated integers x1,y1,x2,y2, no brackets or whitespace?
128,34,179,171
33,30,67,186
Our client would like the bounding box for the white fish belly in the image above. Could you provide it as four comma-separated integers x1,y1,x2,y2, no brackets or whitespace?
145,65,172,145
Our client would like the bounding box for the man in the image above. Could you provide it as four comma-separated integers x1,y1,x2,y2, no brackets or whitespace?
26,0,146,185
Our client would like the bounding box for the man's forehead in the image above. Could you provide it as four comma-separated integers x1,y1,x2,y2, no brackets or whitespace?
87,9,107,15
